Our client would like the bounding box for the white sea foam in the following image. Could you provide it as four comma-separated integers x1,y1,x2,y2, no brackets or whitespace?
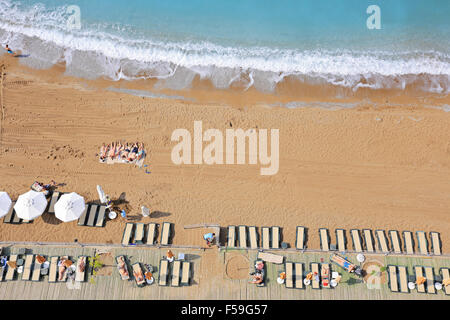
0,0,449,93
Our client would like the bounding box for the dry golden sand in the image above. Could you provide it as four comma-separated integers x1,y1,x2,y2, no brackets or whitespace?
0,56,449,252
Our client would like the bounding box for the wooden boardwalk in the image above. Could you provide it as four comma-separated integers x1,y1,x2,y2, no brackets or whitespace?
0,244,449,300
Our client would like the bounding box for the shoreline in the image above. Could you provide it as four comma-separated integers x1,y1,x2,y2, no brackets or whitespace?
0,55,449,253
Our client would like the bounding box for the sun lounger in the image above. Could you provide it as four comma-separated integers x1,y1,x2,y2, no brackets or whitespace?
227,226,236,248
160,222,172,245
321,263,331,288
238,225,248,249
171,260,181,287
319,228,330,251
31,256,43,281
350,229,363,252
398,266,409,293
261,227,270,249
271,226,280,249
47,192,60,214
121,223,134,246
181,261,191,286
388,265,399,292
389,230,402,254
403,231,414,254
416,231,428,255
116,256,130,280
5,254,17,281
22,254,34,281
48,256,58,283
0,257,7,281
295,226,306,250
336,229,346,252
134,223,145,244
311,263,320,289
3,202,15,224
440,268,450,295
95,206,106,227
146,223,157,245
414,266,426,293
363,229,375,252
249,226,258,249
75,256,87,282
294,263,303,289
424,266,436,294
77,204,89,226
285,262,294,288
132,263,145,287
375,230,390,253
86,204,98,227
58,256,69,282
429,232,441,255
257,251,284,264
12,211,21,224
158,260,169,286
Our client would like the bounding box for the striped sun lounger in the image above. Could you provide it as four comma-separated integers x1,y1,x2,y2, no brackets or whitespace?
416,231,428,255
350,229,363,252
415,266,426,293
424,267,436,294
311,263,320,289
238,226,247,249
271,227,280,249
429,232,441,255
159,260,169,286
319,228,330,251
398,266,409,293
376,230,390,253
285,262,294,288
121,223,134,246
388,265,399,292
22,254,34,281
146,223,157,245
47,192,60,214
295,226,306,250
294,263,303,289
48,256,59,283
181,261,191,286
227,226,236,248
403,231,414,254
249,226,258,249
389,230,402,254
86,205,98,227
171,260,181,287
261,227,270,249
75,256,87,282
363,229,375,252
440,268,450,295
5,254,17,281
3,202,15,224
95,206,106,227
77,205,89,226
31,256,43,281
160,222,171,246
134,223,145,244
336,229,346,252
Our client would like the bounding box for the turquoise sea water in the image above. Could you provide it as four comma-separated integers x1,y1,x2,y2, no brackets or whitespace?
0,0,449,93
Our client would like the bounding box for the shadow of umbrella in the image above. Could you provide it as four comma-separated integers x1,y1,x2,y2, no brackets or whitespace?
150,211,171,218
40,212,63,225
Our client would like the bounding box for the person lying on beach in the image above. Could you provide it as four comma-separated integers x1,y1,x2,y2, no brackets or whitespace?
99,143,108,161
58,258,67,281
5,44,15,55
78,258,86,272
126,143,139,162
108,142,117,158
133,268,144,283
249,273,263,284
136,143,145,160
117,256,129,277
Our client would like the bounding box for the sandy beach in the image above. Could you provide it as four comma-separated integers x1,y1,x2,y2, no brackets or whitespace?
0,55,449,252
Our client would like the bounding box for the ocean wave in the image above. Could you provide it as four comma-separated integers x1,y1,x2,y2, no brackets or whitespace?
0,0,449,93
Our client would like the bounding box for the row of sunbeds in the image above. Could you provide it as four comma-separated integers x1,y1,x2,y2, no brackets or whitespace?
158,259,191,287
122,222,172,246
319,228,442,256
388,265,450,295
3,191,108,227
228,226,287,250
284,262,333,289
0,254,87,283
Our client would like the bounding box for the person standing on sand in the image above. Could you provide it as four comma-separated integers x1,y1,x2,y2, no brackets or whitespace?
5,44,15,56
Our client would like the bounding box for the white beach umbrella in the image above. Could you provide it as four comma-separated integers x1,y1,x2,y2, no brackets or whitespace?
14,190,47,220
0,192,12,218
54,192,86,222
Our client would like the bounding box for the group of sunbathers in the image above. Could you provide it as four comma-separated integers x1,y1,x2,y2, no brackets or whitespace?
99,142,146,163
